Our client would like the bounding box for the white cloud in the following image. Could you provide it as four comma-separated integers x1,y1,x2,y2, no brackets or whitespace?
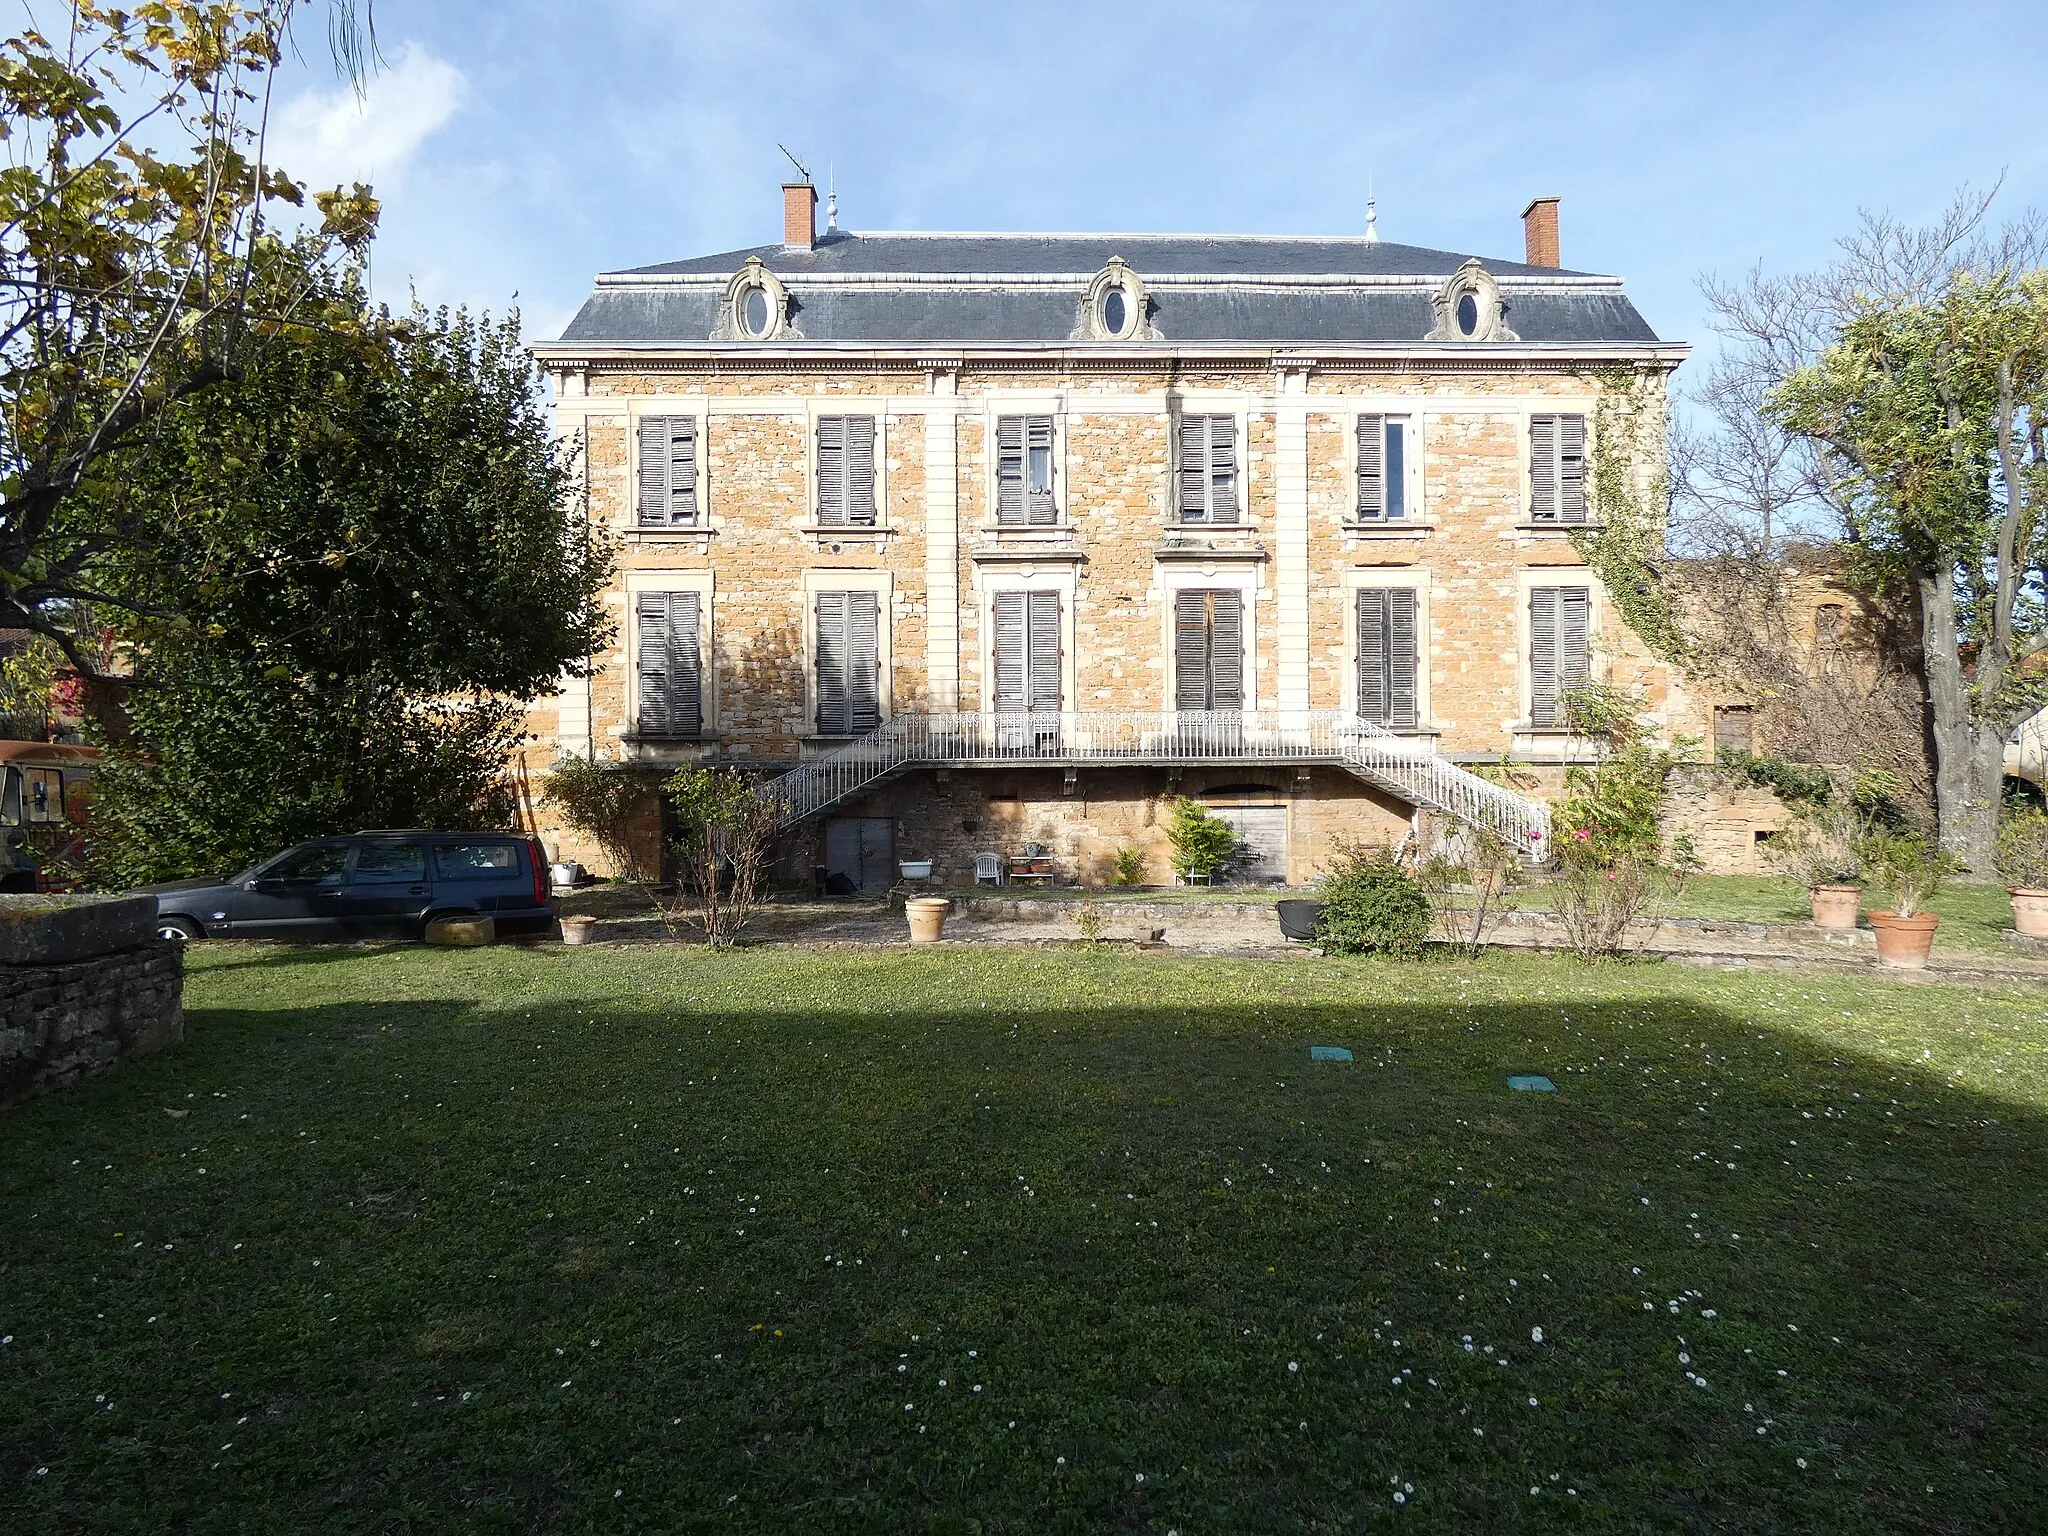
270,43,467,194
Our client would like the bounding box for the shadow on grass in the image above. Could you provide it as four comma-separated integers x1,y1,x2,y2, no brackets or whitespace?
1,953,2043,1534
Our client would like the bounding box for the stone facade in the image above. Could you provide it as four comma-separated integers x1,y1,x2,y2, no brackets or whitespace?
528,212,1760,883
2,939,184,1110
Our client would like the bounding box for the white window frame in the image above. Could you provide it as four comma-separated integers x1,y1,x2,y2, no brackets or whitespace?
1340,567,1433,731
623,567,716,737
971,562,1078,715
799,567,895,740
1154,561,1261,714
623,397,710,533
805,403,890,531
980,399,1067,532
1341,409,1428,526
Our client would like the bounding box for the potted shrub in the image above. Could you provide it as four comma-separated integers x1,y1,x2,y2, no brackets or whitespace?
1995,812,2048,936
1772,802,1866,929
1856,829,1952,969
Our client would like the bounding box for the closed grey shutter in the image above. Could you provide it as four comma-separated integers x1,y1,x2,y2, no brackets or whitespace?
816,416,846,526
1356,414,1384,520
1357,590,1388,723
1208,415,1239,524
1209,589,1244,710
1558,585,1591,701
847,590,882,731
1387,586,1418,729
1027,590,1062,712
1174,591,1209,711
1179,413,1208,521
815,591,849,733
1559,413,1587,525
846,415,878,526
1529,587,1561,725
992,592,1027,712
636,594,672,734
995,415,1025,525
1026,415,1057,525
1530,415,1559,522
637,417,697,528
638,592,702,736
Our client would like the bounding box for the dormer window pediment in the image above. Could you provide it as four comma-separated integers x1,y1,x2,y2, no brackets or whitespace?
713,257,801,341
1426,258,1517,342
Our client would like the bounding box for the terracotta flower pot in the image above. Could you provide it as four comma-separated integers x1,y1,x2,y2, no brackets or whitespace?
559,914,598,947
1808,885,1862,930
2010,888,2048,938
1867,909,1939,969
905,897,951,944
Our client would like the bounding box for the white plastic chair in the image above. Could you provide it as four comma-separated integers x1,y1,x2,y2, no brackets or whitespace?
973,851,1003,886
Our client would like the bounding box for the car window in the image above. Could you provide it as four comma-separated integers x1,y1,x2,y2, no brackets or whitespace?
26,768,63,823
352,842,426,882
432,840,519,880
265,844,350,885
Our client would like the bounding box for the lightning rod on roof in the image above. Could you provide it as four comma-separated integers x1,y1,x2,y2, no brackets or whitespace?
778,143,812,184
826,162,839,233
1364,171,1379,244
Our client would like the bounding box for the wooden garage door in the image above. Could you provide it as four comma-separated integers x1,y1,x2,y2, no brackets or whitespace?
1210,805,1288,884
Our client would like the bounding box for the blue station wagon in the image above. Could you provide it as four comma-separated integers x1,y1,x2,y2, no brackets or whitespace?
143,831,556,942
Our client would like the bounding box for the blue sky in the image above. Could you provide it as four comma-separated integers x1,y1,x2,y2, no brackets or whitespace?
269,0,2048,359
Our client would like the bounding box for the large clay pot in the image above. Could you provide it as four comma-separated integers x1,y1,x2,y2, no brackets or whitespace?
1808,885,1862,930
2010,888,2048,938
905,897,951,944
560,914,598,947
1867,909,1938,969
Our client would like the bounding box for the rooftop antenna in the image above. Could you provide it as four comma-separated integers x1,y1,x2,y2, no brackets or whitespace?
777,143,812,184
1364,171,1380,244
826,161,839,233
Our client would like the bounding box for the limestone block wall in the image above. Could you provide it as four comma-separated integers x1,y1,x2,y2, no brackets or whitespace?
2,943,184,1110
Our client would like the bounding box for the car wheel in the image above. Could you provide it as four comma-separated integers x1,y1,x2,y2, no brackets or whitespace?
156,915,203,942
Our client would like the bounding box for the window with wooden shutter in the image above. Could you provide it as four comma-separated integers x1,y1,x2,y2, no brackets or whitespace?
636,416,698,527
995,414,1057,526
636,591,703,737
816,415,879,527
1175,589,1246,712
1530,414,1588,524
992,590,1062,713
1355,588,1419,728
814,590,883,735
1178,414,1239,524
1528,585,1590,726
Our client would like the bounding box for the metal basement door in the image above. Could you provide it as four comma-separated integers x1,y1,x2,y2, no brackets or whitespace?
824,817,894,891
1210,805,1289,884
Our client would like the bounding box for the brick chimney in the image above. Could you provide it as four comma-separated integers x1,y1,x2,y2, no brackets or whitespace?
1522,196,1560,268
783,181,817,251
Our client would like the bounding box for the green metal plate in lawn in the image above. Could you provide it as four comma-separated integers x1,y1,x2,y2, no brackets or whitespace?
1310,1046,1354,1062
1508,1074,1556,1092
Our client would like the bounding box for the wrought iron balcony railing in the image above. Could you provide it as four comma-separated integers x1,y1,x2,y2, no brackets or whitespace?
756,709,1551,858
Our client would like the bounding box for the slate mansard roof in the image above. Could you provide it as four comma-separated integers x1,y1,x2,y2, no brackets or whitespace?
549,231,1668,352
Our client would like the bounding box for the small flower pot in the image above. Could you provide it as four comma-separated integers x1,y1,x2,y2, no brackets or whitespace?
2009,888,2048,938
559,914,598,947
1808,885,1862,930
905,897,951,944
1867,909,1939,969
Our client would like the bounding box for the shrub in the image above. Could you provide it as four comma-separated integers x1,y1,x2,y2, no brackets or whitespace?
1111,845,1146,887
1314,843,1433,958
1995,812,2048,889
1769,797,1868,888
662,767,783,945
1854,828,1956,919
1417,826,1521,959
1547,687,1683,959
1165,797,1237,883
540,756,660,881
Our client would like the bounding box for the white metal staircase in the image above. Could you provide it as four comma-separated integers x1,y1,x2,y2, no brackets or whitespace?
755,710,1550,859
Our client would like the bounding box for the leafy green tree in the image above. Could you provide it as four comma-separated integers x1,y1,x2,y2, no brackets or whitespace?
1,1,378,672
87,276,613,885
1165,796,1237,882
1704,190,2048,875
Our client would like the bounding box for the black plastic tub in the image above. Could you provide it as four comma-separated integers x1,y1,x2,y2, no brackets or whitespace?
1275,899,1323,942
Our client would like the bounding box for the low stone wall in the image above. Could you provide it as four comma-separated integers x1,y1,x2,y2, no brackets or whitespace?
1,895,185,1110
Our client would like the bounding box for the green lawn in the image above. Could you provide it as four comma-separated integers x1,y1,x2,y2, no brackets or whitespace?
4,944,2046,1532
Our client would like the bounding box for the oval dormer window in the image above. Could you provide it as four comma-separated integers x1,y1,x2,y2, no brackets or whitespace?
1101,287,1127,338
1456,291,1480,337
741,285,773,339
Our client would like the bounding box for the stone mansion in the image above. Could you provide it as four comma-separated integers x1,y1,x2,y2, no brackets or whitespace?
528,183,1748,888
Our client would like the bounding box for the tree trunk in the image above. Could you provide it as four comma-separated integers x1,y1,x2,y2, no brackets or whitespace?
1917,568,2004,877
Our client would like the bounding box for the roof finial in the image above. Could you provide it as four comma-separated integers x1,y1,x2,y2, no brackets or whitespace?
826,162,839,234
1364,172,1379,244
